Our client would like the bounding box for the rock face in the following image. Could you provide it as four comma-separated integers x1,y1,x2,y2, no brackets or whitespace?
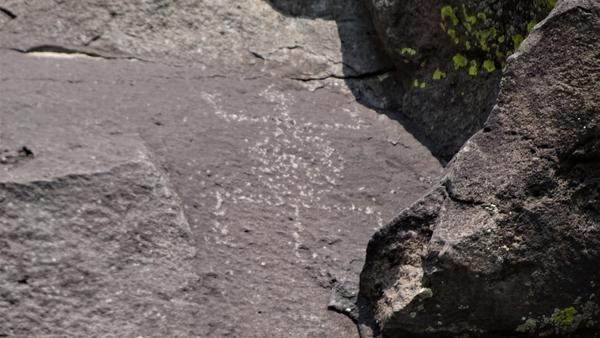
364,0,555,160
0,133,200,337
0,0,390,81
0,1,443,333
359,1,600,337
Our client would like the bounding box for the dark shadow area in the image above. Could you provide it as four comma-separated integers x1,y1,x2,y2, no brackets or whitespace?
264,0,450,165
264,1,556,165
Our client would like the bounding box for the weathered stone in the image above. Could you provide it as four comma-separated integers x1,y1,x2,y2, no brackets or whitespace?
0,0,389,80
359,1,600,337
0,32,442,335
0,133,200,337
364,0,555,161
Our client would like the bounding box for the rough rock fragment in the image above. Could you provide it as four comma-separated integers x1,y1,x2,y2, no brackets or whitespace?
0,133,199,337
359,1,600,337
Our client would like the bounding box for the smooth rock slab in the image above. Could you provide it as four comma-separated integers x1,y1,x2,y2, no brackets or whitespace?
0,49,443,337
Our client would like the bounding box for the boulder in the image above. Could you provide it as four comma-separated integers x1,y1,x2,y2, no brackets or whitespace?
363,0,555,161
359,1,600,336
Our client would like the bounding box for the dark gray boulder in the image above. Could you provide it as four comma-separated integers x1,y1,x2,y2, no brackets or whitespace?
359,1,600,337
363,0,555,161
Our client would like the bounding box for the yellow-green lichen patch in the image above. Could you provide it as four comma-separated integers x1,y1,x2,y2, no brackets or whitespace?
512,34,524,51
447,29,459,44
433,1,556,79
433,69,446,80
473,27,497,52
401,47,417,56
552,307,577,330
453,53,468,70
536,0,557,12
482,59,496,73
468,60,478,76
425,2,556,82
461,4,477,32
514,296,599,335
441,5,459,26
413,79,428,89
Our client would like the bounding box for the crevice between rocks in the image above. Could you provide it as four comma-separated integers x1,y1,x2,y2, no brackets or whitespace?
0,7,17,19
4,45,148,62
289,67,395,82
442,179,482,206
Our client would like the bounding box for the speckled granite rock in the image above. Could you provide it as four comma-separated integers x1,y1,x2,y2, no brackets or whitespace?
359,1,600,336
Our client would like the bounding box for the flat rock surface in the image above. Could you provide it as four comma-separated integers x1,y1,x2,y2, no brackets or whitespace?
0,44,442,337
1,132,199,338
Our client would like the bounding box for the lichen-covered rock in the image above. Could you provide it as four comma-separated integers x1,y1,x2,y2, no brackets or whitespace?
364,0,555,161
359,1,600,336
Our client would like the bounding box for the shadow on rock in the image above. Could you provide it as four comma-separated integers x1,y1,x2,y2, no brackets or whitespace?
264,0,449,165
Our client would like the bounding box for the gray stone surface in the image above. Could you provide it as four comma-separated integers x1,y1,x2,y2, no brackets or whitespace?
0,21,442,336
0,132,199,337
359,1,600,337
0,0,387,79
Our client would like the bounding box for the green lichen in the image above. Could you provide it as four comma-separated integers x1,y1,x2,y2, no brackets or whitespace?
527,19,538,32
453,53,468,70
514,297,599,335
434,1,555,79
552,307,578,330
433,69,446,80
401,47,417,56
468,60,478,76
441,5,459,26
413,79,427,89
482,59,496,73
461,4,477,32
447,29,459,44
536,0,557,12
512,34,524,51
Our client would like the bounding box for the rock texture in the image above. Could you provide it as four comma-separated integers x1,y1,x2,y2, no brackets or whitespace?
359,1,600,337
0,0,390,80
0,1,443,332
364,0,555,160
0,133,200,337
